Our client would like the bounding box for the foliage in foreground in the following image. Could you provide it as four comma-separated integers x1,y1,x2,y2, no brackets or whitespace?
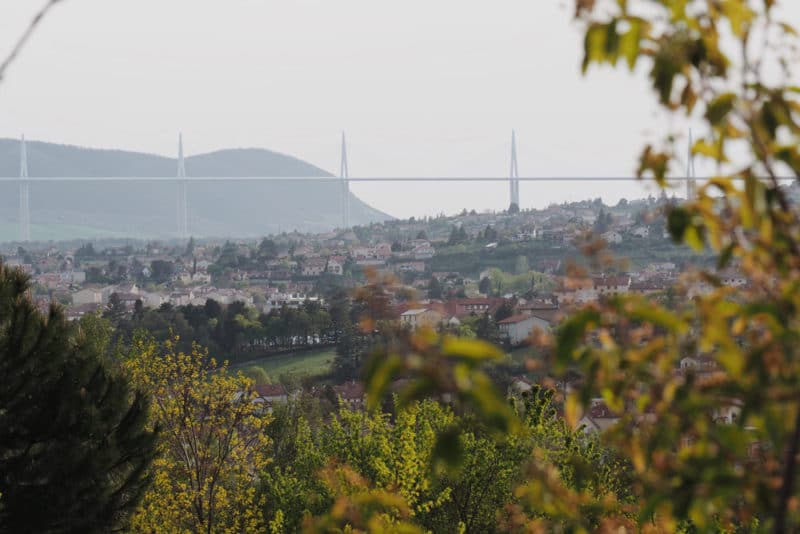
124,335,271,534
265,392,627,534
362,0,800,531
0,263,157,533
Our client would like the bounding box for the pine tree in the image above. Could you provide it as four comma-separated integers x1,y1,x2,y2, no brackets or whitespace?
0,263,157,533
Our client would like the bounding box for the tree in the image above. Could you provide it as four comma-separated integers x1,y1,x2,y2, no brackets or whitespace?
508,202,520,214
149,260,175,284
124,335,271,533
258,238,278,260
104,292,127,322
332,323,367,381
478,276,492,295
428,276,443,299
184,236,195,256
483,225,498,242
593,207,610,233
75,242,96,257
493,300,515,322
416,230,427,240
514,254,529,275
447,225,468,246
0,263,157,533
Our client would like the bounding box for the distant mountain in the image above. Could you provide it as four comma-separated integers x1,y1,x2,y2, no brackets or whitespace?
0,139,391,241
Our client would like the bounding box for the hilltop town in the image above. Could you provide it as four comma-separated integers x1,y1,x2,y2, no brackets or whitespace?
2,196,698,317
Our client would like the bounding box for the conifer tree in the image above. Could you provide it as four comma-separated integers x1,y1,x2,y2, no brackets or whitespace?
0,263,157,533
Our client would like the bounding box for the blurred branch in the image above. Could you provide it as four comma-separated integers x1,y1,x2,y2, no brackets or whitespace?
0,0,64,84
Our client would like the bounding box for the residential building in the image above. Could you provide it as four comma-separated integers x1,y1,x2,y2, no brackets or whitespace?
497,314,551,346
400,308,443,331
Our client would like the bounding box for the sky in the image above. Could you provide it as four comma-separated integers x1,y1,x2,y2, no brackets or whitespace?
1,0,797,219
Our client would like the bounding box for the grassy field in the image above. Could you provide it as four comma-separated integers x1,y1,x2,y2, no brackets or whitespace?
232,347,335,380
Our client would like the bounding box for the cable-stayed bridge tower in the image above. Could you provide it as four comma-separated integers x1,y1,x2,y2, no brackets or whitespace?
177,133,189,239
509,130,520,209
19,135,30,242
687,129,697,201
340,132,350,229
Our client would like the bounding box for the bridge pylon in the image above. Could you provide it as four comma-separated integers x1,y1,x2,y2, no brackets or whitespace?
177,133,189,239
509,130,520,209
686,129,697,201
340,132,350,229
19,135,30,242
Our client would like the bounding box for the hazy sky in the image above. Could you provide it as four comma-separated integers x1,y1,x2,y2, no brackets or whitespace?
1,1,797,218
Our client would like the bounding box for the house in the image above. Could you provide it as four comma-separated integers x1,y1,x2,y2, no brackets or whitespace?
72,288,103,306
536,258,562,274
601,230,623,244
115,283,139,295
400,308,442,331
676,355,719,381
554,277,597,305
445,297,503,318
497,314,551,346
394,261,426,273
255,384,289,406
140,291,168,308
592,276,630,297
170,289,195,306
326,258,344,275
333,381,365,407
631,226,650,238
65,302,102,321
510,375,534,393
114,292,142,309
712,400,742,425
578,399,620,433
411,242,435,260
60,271,86,284
302,258,327,277
519,306,561,327
719,269,747,287
629,280,666,295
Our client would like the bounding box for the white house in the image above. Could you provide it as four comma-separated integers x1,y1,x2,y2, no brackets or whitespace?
631,226,650,238
578,399,620,433
497,314,550,346
326,259,344,275
140,291,168,308
601,231,623,244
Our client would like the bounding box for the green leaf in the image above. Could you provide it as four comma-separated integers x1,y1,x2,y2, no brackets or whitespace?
441,337,504,362
693,139,729,162
705,93,736,125
667,207,690,242
619,18,644,70
365,353,402,411
720,0,755,38
556,309,602,363
432,425,463,468
627,304,687,334
684,224,705,251
717,243,735,270
582,23,608,73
